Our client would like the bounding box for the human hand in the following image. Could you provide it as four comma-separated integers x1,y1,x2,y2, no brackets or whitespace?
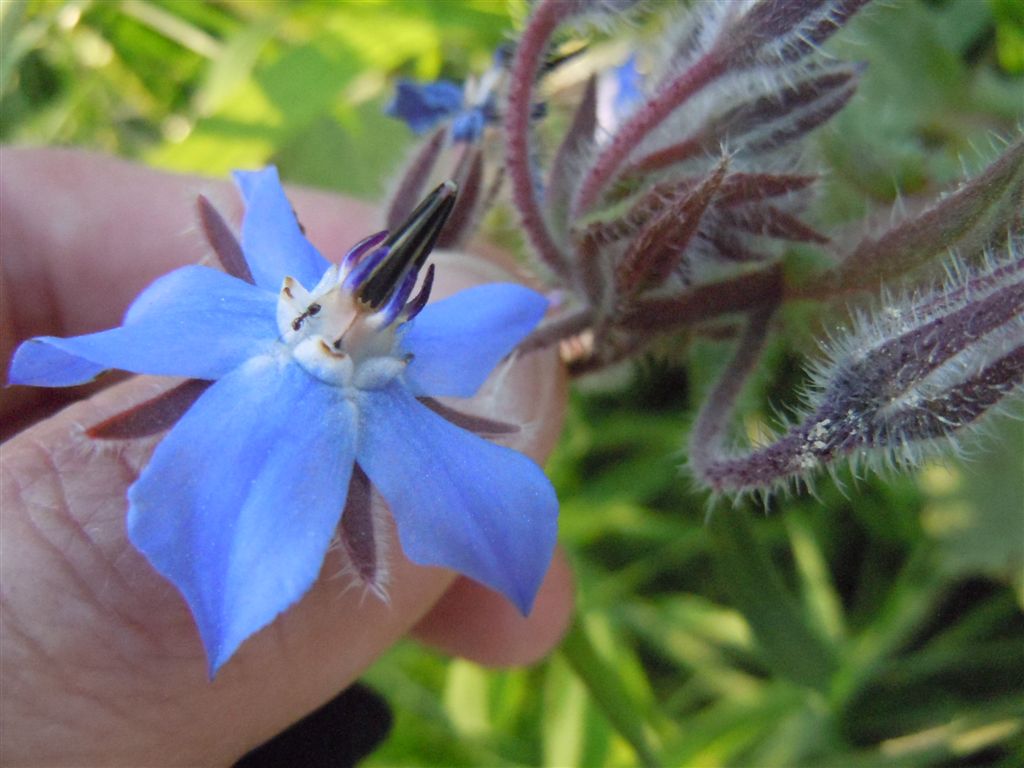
0,148,573,766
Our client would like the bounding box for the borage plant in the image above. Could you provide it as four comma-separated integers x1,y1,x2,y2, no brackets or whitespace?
391,0,1022,493
8,0,1022,678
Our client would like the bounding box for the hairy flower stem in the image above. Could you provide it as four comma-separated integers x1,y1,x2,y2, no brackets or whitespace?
882,345,1024,442
621,265,784,333
689,304,777,491
518,264,783,357
386,127,447,230
518,306,595,353
505,0,575,278
572,51,724,217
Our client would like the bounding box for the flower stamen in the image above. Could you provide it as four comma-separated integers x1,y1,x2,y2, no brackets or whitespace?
355,180,457,310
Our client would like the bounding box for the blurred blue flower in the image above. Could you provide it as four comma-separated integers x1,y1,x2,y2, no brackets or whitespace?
386,48,513,143
387,79,468,134
612,54,644,116
9,167,557,674
386,78,497,143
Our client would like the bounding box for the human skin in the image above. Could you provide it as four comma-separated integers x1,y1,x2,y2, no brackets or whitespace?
0,148,573,766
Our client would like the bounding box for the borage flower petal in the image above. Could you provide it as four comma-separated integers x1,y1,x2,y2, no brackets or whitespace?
234,167,330,290
401,283,549,398
8,266,277,387
357,382,558,613
127,356,357,674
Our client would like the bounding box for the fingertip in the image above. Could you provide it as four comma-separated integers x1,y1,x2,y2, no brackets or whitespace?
411,547,574,667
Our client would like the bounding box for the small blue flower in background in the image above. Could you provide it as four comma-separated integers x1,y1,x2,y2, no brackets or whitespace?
612,54,643,116
386,78,498,143
9,168,558,675
386,49,510,143
387,79,471,135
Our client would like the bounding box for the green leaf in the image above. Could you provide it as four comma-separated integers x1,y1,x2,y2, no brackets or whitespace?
443,659,492,738
786,511,847,642
709,510,838,693
559,617,661,768
919,419,1024,600
541,656,612,768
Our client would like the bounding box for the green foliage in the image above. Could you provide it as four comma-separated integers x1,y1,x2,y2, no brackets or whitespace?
4,1,1021,765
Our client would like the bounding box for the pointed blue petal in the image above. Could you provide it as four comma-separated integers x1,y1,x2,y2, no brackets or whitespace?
385,80,465,134
127,357,356,674
233,167,330,291
356,383,558,614
399,283,548,398
8,266,278,387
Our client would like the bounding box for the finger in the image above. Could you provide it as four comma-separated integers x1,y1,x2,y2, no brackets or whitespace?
0,148,376,428
0,252,568,766
412,547,574,666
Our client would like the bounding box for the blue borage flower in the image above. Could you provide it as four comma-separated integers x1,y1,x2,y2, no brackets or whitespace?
386,48,511,143
386,44,570,145
8,167,558,675
386,78,498,143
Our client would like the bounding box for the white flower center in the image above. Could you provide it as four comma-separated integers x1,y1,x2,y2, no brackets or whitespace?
277,269,407,390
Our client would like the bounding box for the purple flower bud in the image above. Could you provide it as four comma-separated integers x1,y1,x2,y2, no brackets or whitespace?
689,235,1024,494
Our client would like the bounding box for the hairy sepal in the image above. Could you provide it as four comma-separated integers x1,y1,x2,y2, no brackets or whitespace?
616,158,729,294
386,128,447,231
806,138,1024,297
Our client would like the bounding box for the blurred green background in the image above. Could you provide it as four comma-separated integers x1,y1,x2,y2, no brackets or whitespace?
3,1,1023,765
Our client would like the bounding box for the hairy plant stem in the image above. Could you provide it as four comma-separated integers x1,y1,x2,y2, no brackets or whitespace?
621,265,784,332
689,303,778,491
517,265,783,358
795,137,1024,299
386,127,446,231
505,0,574,279
518,306,594,354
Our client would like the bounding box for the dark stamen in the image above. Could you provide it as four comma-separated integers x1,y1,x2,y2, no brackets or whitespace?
356,181,458,309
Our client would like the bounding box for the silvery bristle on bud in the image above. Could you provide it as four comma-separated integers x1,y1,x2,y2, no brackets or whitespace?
810,240,1024,453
